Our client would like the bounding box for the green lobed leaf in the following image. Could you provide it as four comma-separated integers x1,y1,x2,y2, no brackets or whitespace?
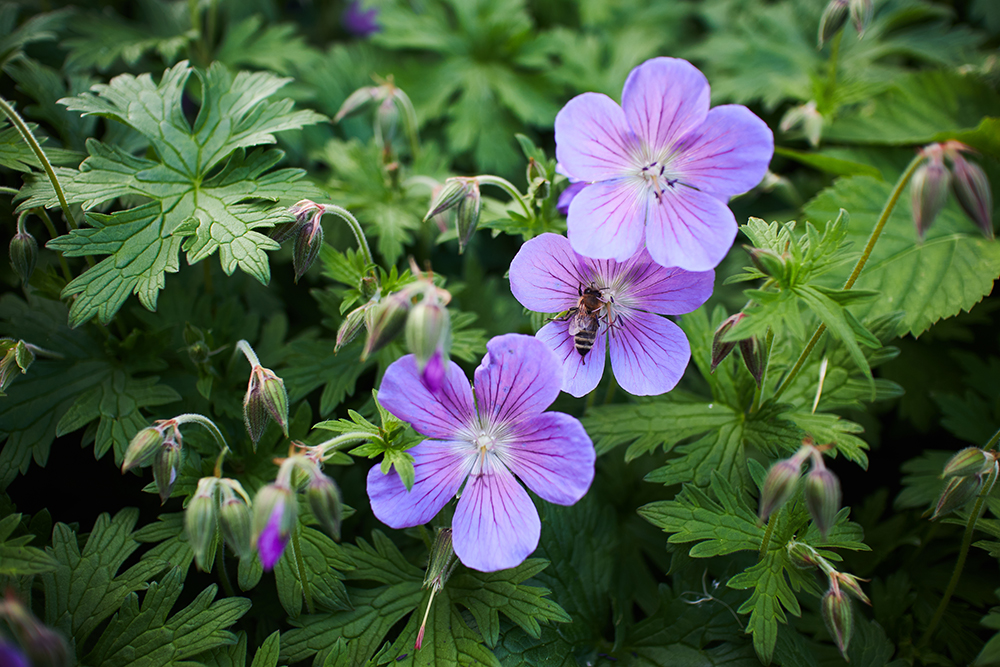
273,526,354,618
727,553,800,665
805,175,1000,336
0,513,58,575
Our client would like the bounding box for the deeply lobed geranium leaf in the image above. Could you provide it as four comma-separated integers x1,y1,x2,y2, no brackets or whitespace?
0,513,59,576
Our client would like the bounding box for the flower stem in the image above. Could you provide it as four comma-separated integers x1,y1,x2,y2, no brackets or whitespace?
322,204,374,266
920,461,999,645
172,413,228,451
771,154,924,402
758,513,777,561
33,207,73,281
291,526,315,614
476,175,533,219
750,328,775,413
236,339,261,367
0,96,79,231
821,31,843,113
316,432,375,458
215,540,236,598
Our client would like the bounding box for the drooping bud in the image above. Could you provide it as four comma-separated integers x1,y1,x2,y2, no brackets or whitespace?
932,473,984,519
0,340,34,395
818,0,849,47
912,147,951,238
759,448,810,521
122,426,165,472
362,292,411,360
335,301,371,352
779,101,823,149
360,274,379,299
424,178,471,221
804,466,842,537
292,212,324,282
405,301,450,371
787,541,819,568
526,158,550,202
949,151,993,238
711,313,745,372
848,0,874,36
9,223,37,285
739,336,767,387
334,86,380,123
456,180,482,253
218,482,253,560
244,366,289,447
153,435,183,504
744,246,787,280
306,473,343,541
185,477,219,571
273,199,320,243
416,528,458,650
942,447,992,478
821,586,854,659
832,571,871,606
375,96,400,146
252,483,297,571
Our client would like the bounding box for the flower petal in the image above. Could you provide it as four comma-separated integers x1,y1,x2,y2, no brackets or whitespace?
557,181,585,215
615,250,715,315
555,93,637,182
474,334,562,425
567,179,647,261
609,309,691,396
453,464,540,572
509,233,590,313
505,412,595,505
621,57,709,154
675,105,774,198
367,440,473,528
536,320,606,398
378,355,474,439
644,186,738,271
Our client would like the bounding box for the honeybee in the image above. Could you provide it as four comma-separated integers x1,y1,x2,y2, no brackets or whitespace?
560,284,607,363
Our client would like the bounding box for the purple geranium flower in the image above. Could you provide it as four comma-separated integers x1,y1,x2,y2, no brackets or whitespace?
555,57,773,272
343,0,380,37
509,233,713,397
368,334,595,572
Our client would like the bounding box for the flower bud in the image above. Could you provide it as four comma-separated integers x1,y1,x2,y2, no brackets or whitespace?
0,340,34,395
362,292,411,360
334,86,380,123
185,478,219,571
787,541,818,568
759,450,808,521
122,426,165,472
306,473,343,541
375,96,400,146
832,571,871,606
218,485,252,560
360,275,379,299
9,228,37,285
942,447,992,478
849,0,874,36
456,180,482,253
244,366,289,447
416,528,458,651
739,336,766,388
252,484,297,571
744,246,787,280
818,0,849,47
292,212,324,283
424,178,471,221
932,473,984,519
153,436,182,504
821,587,853,658
526,159,551,201
711,313,745,372
273,200,320,243
335,302,370,352
805,467,842,537
405,301,450,370
912,150,951,238
950,152,993,238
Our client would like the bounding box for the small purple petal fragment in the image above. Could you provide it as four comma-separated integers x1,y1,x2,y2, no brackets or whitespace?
473,334,563,425
367,440,473,528
506,412,596,505
557,182,586,215
379,355,475,439
555,93,637,182
608,309,691,396
536,320,606,398
621,57,710,153
343,0,380,37
509,233,589,313
258,503,289,571
644,186,738,272
567,179,647,261
453,464,541,572
421,350,447,393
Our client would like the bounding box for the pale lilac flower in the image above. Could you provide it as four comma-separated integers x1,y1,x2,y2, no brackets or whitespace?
368,334,595,572
555,57,773,272
509,233,713,397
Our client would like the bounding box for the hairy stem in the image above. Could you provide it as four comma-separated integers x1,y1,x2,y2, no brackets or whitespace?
758,513,777,560
322,204,374,266
236,339,261,367
750,328,775,413
771,154,924,402
477,175,533,219
921,461,999,645
215,540,236,598
291,526,315,614
33,207,73,281
0,96,79,231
